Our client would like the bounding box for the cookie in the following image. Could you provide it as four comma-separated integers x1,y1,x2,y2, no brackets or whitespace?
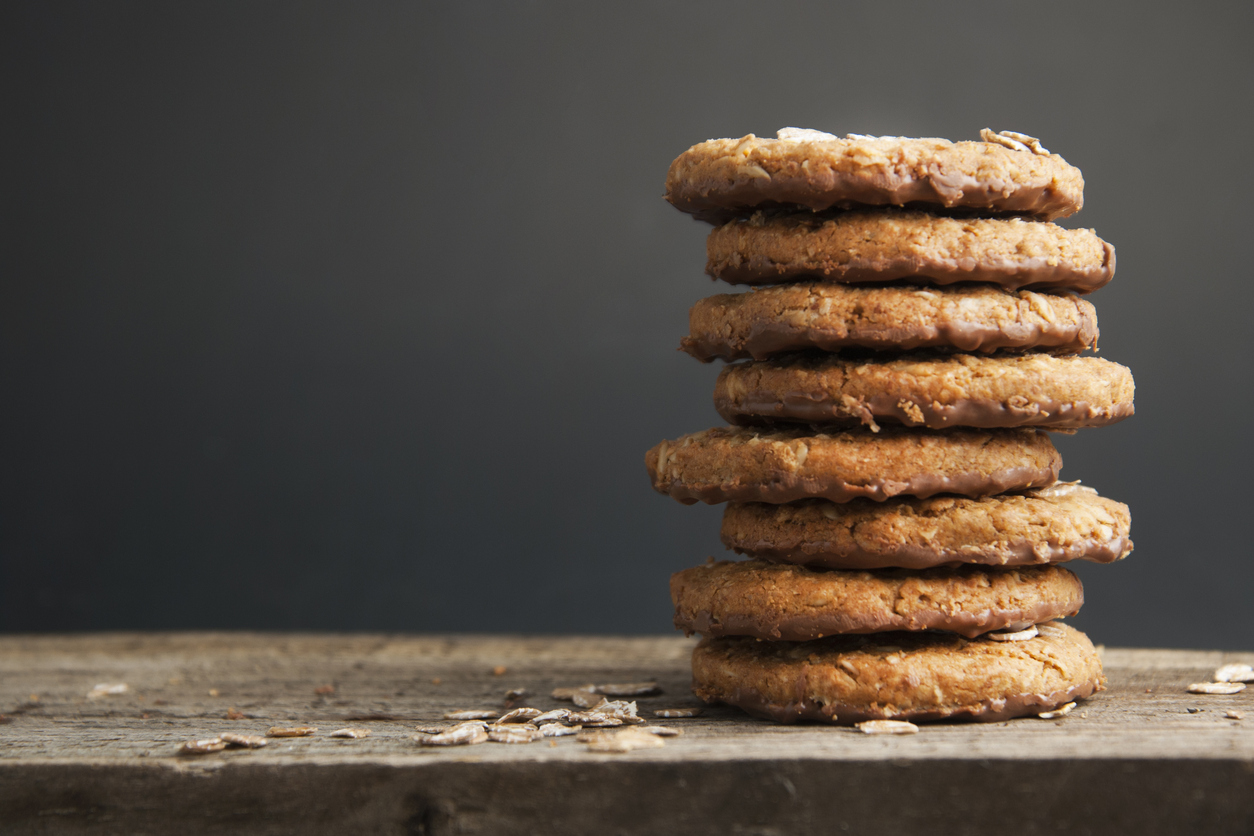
680,283,1099,361
691,621,1103,724
706,209,1115,292
666,129,1084,223
646,426,1060,505
714,353,1134,430
671,560,1083,640
722,483,1133,569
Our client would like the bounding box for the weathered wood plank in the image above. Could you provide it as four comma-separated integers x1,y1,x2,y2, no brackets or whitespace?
2,633,1252,834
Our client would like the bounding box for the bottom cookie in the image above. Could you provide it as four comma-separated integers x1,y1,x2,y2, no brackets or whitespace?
691,621,1103,724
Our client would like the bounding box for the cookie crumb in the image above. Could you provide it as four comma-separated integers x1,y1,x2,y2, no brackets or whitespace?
492,666,507,676
314,684,335,695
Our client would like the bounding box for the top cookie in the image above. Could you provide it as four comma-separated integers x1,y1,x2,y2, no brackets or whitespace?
666,129,1085,223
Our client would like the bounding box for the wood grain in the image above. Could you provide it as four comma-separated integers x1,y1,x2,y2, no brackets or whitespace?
1,633,1252,834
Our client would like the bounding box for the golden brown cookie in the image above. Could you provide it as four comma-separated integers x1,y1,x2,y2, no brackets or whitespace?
671,560,1083,640
706,209,1115,292
666,129,1084,223
680,283,1099,361
722,483,1133,569
714,353,1134,430
646,426,1061,505
691,621,1103,724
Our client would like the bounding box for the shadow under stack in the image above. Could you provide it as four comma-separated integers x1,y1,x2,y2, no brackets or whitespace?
647,128,1134,725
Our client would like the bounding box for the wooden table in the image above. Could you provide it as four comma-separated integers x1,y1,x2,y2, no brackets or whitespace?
1,633,1252,834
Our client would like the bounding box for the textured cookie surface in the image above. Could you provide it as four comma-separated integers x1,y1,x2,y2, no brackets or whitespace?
715,353,1134,430
671,560,1083,640
681,283,1099,361
722,483,1132,569
646,426,1061,505
666,131,1084,223
691,621,1103,724
707,209,1115,292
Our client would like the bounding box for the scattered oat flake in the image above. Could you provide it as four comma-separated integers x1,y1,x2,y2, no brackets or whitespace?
314,684,335,695
267,725,317,737
571,689,604,709
594,682,662,697
220,733,268,749
531,709,572,725
540,724,580,737
654,708,703,719
329,728,370,739
489,726,542,744
856,720,919,735
415,724,488,746
579,727,666,753
1226,711,1244,720
986,625,1038,642
495,707,542,724
179,737,227,755
1214,664,1254,683
443,709,499,721
86,683,129,699
492,666,507,676
551,685,596,701
637,725,682,737
1038,702,1076,719
1188,682,1246,695
415,724,449,734
569,712,623,728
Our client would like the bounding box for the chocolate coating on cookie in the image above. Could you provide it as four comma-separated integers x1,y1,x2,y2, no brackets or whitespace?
722,484,1133,569
646,426,1061,505
714,353,1134,430
706,210,1115,293
671,561,1083,640
681,284,1099,361
666,133,1085,223
691,622,1103,724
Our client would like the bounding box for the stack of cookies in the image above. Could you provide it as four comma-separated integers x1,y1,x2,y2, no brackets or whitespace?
646,128,1134,724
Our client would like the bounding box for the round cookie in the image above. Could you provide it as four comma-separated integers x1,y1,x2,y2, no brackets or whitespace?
680,283,1099,361
714,353,1134,430
666,129,1085,223
691,621,1104,724
646,426,1061,505
722,483,1133,569
671,560,1083,640
706,209,1115,293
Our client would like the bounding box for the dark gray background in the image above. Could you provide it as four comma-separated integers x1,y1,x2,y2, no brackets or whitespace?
3,2,1251,648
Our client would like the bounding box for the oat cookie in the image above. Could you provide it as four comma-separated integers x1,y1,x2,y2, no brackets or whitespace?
691,621,1103,724
706,209,1114,292
722,483,1132,569
681,283,1098,361
714,353,1134,430
671,560,1083,640
646,426,1060,505
666,130,1084,223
